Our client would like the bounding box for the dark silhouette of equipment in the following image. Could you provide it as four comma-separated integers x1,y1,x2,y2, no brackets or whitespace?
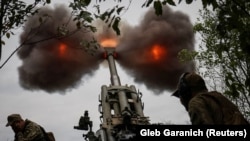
74,111,92,131
74,47,150,141
74,111,96,140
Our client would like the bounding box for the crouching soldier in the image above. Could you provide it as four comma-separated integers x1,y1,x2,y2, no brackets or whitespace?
6,113,47,141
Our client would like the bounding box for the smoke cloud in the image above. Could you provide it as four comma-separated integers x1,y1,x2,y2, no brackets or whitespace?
116,6,195,94
18,4,195,95
18,4,102,94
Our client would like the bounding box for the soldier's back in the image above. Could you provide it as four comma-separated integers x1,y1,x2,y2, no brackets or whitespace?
189,91,249,125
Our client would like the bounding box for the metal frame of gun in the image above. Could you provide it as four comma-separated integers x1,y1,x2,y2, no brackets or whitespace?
74,47,150,141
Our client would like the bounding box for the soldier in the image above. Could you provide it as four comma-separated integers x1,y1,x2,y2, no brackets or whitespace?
172,72,249,125
78,110,91,130
6,114,47,141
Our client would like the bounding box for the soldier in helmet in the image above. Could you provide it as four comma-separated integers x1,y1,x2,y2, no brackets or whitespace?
6,113,47,141
172,72,249,125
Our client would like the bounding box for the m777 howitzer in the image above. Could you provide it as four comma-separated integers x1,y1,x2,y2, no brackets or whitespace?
74,47,150,141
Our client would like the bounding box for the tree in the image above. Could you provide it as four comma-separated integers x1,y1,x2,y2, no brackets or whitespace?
192,7,250,120
0,0,100,69
0,0,51,68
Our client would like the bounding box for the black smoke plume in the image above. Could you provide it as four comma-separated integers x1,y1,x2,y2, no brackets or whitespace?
18,4,101,94
18,4,195,95
116,6,195,94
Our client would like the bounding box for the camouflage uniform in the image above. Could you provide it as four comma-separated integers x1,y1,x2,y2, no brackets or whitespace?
188,91,249,124
6,114,47,141
172,72,249,125
15,119,46,141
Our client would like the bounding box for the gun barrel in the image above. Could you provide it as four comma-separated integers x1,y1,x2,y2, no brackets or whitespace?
104,47,121,86
103,47,130,113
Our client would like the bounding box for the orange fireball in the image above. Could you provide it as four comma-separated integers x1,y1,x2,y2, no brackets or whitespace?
150,44,167,61
58,43,68,58
100,38,118,47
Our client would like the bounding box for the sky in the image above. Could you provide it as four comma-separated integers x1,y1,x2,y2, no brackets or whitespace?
0,0,203,141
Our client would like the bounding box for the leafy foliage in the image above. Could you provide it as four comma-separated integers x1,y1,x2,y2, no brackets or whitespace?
69,0,95,30
1,0,44,37
193,6,250,119
0,0,50,61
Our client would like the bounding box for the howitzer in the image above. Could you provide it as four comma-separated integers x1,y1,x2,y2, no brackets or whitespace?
74,47,150,141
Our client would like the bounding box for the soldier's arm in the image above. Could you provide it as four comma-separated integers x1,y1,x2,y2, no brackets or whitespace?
188,97,214,124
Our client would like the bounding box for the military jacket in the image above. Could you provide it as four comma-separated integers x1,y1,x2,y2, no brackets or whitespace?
188,91,249,125
15,119,46,141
